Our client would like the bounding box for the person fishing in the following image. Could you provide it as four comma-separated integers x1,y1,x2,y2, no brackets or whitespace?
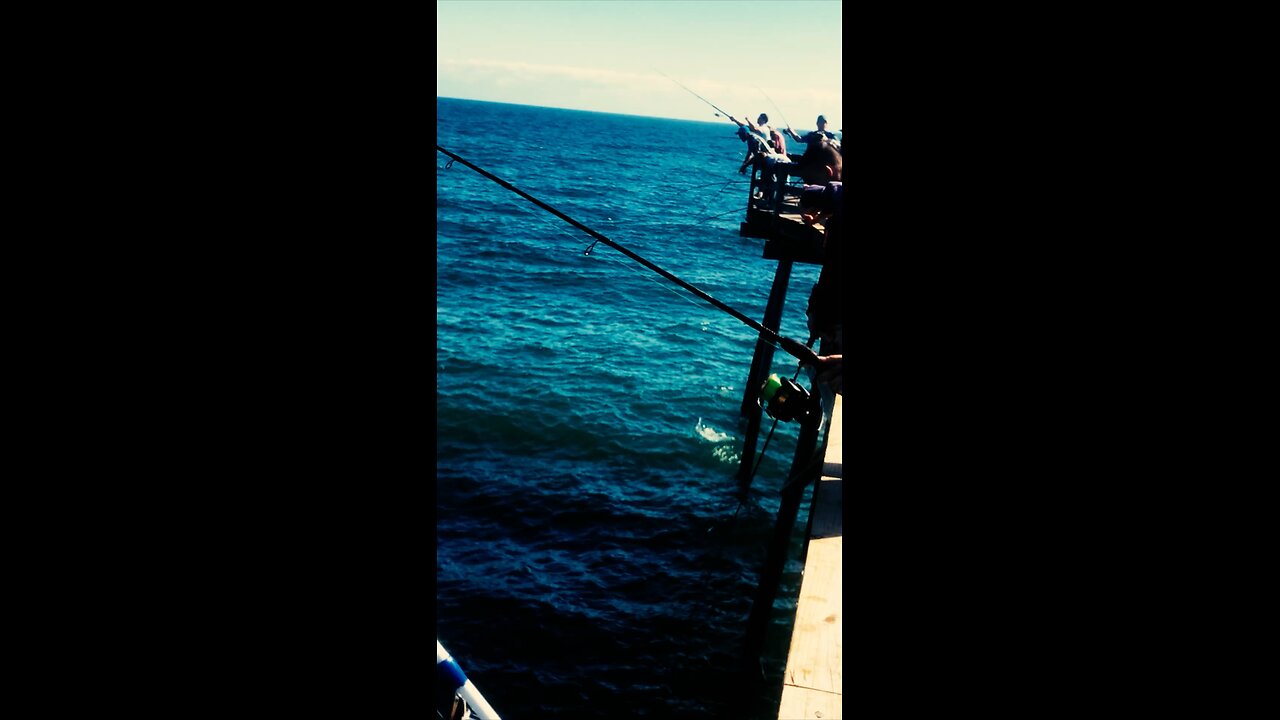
728,112,789,209
735,124,769,176
753,113,786,155
785,114,840,151
730,112,786,168
653,71,788,176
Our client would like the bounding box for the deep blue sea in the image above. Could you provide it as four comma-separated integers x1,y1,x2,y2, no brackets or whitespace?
436,97,829,718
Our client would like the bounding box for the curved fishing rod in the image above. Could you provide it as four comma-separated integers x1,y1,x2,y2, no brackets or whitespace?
653,69,738,125
436,144,818,366
755,85,792,133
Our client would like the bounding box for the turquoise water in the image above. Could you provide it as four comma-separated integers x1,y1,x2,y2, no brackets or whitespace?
436,96,827,718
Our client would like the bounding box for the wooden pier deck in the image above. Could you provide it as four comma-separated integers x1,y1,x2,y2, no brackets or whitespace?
777,394,843,720
740,185,826,266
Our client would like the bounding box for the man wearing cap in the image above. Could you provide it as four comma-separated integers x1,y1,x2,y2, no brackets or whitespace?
784,115,840,150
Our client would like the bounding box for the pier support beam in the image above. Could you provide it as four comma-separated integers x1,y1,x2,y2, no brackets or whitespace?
740,388,824,670
735,259,792,491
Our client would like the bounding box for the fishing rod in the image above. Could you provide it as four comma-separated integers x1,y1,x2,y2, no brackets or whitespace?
436,144,818,367
654,69,739,125
755,85,792,133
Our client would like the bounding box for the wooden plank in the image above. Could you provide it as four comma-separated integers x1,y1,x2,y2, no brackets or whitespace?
777,535,843,718
778,394,843,719
823,394,842,479
777,685,841,720
781,536,842,695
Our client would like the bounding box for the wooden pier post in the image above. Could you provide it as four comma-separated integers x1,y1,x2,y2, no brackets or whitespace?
735,258,793,489
740,388,825,670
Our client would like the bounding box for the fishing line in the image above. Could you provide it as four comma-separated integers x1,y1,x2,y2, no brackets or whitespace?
436,145,817,366
746,342,814,484
587,250,770,354
684,329,815,629
579,230,782,345
683,422,826,631
441,172,743,342
695,178,742,216
684,485,756,629
653,68,737,124
589,249,724,318
469,191,729,320
558,229,802,352
583,231,768,340
681,180,749,191
697,206,748,224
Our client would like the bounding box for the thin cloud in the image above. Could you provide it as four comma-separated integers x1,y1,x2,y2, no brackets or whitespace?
438,58,667,87
437,58,839,128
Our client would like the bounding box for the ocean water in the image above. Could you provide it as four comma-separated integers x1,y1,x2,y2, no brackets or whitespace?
436,97,828,718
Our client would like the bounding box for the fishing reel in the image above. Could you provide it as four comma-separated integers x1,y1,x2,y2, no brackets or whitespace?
758,373,813,423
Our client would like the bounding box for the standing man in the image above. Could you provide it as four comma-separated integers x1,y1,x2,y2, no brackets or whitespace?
785,114,840,151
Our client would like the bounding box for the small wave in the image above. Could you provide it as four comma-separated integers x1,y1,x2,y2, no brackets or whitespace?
694,417,731,443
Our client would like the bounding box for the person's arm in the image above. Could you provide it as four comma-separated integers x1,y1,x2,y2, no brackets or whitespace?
801,209,835,226
799,183,840,225
800,183,841,210
784,127,802,142
813,355,842,394
800,354,842,394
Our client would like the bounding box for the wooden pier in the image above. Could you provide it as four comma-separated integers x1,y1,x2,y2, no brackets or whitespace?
729,153,842,719
776,394,842,720
739,162,826,265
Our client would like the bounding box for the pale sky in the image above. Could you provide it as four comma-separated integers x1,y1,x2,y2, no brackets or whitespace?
437,0,842,129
